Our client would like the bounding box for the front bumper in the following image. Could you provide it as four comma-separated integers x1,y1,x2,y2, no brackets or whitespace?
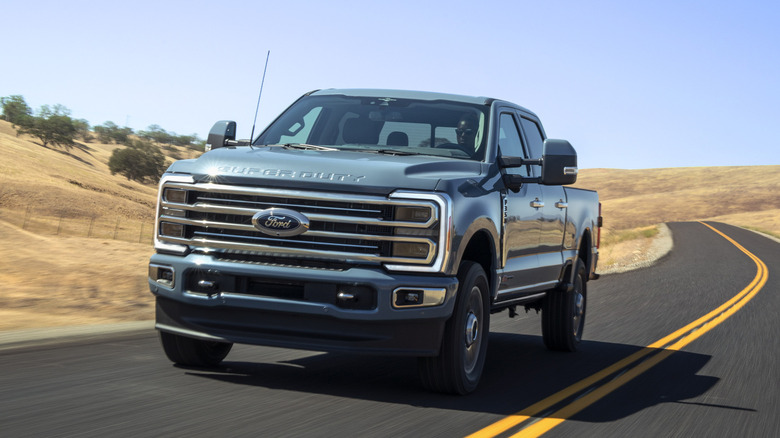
149,252,459,356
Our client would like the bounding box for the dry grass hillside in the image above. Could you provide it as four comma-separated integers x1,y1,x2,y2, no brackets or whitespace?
574,166,780,237
0,120,200,221
0,117,777,330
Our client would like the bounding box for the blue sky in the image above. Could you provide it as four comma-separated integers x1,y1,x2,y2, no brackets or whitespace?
1,0,778,169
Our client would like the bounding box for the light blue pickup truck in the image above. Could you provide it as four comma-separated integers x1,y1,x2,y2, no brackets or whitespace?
148,89,601,394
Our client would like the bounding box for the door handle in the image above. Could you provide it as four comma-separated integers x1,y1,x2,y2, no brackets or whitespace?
530,198,544,209
555,200,568,209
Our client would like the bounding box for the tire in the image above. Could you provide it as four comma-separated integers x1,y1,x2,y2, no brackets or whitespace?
159,331,233,367
542,258,587,352
418,261,490,395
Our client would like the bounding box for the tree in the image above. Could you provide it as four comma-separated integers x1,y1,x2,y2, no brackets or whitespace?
72,118,92,142
16,104,77,148
139,124,173,144
108,139,167,183
172,133,196,147
0,95,32,126
94,121,134,145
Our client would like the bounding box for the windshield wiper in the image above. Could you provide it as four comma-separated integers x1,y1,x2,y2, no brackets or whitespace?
356,148,422,156
281,143,339,151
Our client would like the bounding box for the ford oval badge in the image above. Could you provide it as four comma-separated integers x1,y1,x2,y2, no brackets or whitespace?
251,208,310,237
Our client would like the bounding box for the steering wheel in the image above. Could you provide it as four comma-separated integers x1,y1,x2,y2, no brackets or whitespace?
434,142,474,157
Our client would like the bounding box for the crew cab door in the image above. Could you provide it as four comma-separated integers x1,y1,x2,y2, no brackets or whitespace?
519,115,567,273
496,112,544,294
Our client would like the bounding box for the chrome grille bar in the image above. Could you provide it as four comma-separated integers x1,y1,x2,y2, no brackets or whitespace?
160,215,434,244
195,196,383,215
163,202,436,228
162,235,436,264
166,182,422,206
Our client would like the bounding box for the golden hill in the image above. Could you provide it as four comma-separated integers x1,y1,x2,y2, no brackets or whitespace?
0,119,200,221
574,166,780,237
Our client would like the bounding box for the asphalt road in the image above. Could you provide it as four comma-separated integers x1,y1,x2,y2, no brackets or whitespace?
1,222,777,437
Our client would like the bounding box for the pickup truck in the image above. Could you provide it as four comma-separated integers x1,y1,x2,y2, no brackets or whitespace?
148,89,601,394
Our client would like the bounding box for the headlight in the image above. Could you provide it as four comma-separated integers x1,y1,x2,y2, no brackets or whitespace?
160,222,185,238
163,188,187,203
392,242,431,258
386,191,452,273
394,205,432,222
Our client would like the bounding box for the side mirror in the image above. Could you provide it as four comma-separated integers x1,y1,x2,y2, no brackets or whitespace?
541,139,578,185
205,121,237,151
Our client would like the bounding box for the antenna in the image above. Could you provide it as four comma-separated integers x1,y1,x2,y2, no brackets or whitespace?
248,51,271,149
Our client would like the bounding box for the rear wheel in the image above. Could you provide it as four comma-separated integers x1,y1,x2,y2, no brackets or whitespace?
418,261,490,394
542,258,587,352
159,331,233,367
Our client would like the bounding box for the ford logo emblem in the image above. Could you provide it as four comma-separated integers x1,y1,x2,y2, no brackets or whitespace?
251,208,310,237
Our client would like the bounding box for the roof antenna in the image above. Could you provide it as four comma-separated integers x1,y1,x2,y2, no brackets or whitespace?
248,50,270,150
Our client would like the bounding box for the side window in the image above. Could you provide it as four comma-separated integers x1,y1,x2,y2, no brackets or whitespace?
498,113,530,177
520,117,545,160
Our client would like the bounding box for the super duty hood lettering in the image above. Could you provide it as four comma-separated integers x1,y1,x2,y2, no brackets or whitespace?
218,166,365,182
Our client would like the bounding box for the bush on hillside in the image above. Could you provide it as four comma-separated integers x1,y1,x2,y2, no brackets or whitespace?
108,139,167,183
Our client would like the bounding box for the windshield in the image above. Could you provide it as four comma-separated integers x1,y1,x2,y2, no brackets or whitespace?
255,94,489,161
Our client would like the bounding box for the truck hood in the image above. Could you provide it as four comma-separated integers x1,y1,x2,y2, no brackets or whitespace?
168,146,483,193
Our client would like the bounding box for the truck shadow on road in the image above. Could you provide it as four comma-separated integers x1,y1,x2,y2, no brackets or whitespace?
182,331,731,422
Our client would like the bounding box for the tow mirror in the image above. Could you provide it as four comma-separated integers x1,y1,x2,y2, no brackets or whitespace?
541,139,578,185
498,139,578,190
205,121,237,152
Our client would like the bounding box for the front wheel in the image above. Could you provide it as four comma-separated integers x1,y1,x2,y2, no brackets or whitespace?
542,258,587,352
418,261,490,394
159,331,233,367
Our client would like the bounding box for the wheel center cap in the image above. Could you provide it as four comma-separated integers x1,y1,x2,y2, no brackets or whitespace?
465,313,479,347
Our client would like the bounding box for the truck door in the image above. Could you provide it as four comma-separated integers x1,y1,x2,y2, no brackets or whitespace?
519,116,567,277
497,112,544,294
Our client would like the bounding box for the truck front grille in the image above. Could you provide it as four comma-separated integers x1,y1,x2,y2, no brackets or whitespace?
155,178,450,272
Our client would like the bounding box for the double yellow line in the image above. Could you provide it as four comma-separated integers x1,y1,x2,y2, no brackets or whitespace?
467,222,770,438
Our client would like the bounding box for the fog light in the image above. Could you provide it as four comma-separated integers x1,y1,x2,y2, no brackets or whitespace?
149,264,175,288
393,288,446,308
404,291,421,304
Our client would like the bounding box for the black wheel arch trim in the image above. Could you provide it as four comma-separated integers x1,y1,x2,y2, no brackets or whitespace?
452,216,501,299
